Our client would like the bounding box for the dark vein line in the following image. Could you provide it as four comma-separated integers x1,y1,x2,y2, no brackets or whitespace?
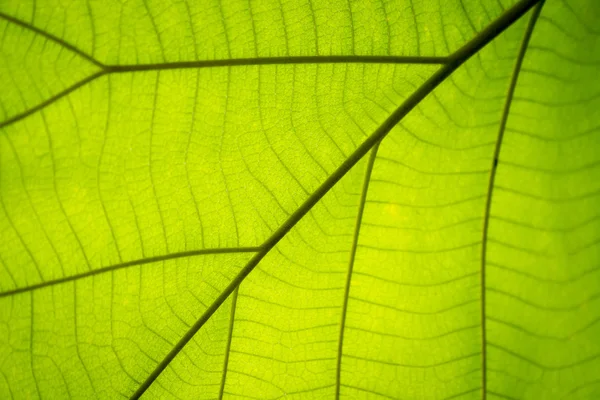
239,292,338,311
407,0,420,55
488,261,600,284
0,192,44,282
443,388,482,400
129,1,541,397
487,391,521,400
2,134,65,274
0,369,14,400
488,315,600,341
307,0,319,55
0,11,104,68
85,0,96,56
186,71,205,247
0,57,446,131
341,383,398,399
488,342,600,370
29,0,36,24
0,247,260,298
487,366,543,385
103,55,447,71
352,296,479,315
97,77,123,263
230,350,335,364
345,351,481,368
479,2,544,399
488,286,600,311
349,323,480,341
42,108,93,272
496,185,600,203
0,71,105,129
335,142,379,399
30,292,41,397
218,287,238,400
562,378,600,399
148,72,170,253
141,0,165,63
73,281,96,393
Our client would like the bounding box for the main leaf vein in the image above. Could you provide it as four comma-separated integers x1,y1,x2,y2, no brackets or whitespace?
127,0,543,397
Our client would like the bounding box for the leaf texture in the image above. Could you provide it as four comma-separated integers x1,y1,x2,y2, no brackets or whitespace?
0,0,599,399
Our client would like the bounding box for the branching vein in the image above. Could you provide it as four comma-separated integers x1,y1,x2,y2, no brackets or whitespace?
128,0,543,397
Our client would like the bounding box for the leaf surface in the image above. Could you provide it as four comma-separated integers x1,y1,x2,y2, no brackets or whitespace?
0,0,599,399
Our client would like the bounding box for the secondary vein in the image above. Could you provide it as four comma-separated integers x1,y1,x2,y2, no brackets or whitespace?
0,247,261,298
479,2,545,399
0,71,105,129
0,12,104,68
0,55,447,130
218,287,239,400
336,142,380,399
0,10,448,72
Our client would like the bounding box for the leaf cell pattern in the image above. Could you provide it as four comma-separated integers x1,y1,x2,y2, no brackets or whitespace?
0,0,599,399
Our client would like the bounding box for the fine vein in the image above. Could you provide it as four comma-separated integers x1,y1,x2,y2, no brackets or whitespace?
0,247,260,298
218,287,239,400
479,2,545,399
336,142,380,399
129,0,542,397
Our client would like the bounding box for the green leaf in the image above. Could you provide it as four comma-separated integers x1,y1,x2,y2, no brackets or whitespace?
1,0,599,398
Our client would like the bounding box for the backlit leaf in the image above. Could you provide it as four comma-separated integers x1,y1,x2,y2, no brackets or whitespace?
1,0,599,398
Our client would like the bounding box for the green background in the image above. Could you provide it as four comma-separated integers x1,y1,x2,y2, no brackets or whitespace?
1,0,599,398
